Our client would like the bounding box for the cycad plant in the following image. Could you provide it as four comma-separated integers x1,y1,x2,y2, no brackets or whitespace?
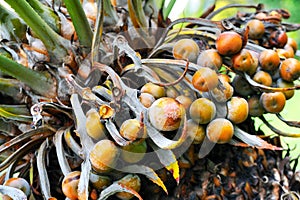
1,0,300,199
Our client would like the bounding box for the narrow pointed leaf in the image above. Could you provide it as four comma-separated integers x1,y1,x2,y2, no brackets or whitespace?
0,78,24,101
234,126,282,150
37,140,52,199
27,0,60,33
0,55,56,98
99,181,143,200
63,0,93,49
150,143,179,184
0,185,27,200
4,0,69,62
0,4,26,41
122,165,168,194
53,128,72,176
70,94,95,155
78,159,91,200
0,105,32,122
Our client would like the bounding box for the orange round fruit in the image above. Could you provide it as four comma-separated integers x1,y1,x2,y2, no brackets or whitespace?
216,31,243,56
260,92,286,113
197,49,223,70
206,118,234,144
247,19,265,39
189,98,216,124
259,49,280,71
227,97,249,124
232,49,258,72
192,67,219,92
279,58,300,82
173,38,200,63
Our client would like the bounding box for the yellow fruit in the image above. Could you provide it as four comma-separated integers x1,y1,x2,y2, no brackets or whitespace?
62,171,81,200
227,97,249,124
189,98,216,124
86,109,106,141
172,38,200,63
206,118,234,144
192,67,219,92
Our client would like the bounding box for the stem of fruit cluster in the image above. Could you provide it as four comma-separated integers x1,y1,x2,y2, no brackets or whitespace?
4,0,69,62
63,0,93,49
0,55,56,98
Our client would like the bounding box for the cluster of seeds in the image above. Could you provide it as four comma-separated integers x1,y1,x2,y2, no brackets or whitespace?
1,2,300,200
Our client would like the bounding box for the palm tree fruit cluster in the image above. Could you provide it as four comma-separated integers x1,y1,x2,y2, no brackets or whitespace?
1,1,300,199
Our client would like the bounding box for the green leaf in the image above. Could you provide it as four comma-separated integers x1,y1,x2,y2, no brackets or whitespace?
0,78,24,102
0,104,31,122
0,4,27,41
63,0,93,49
0,55,57,98
122,165,168,194
162,0,176,20
4,0,70,62
27,0,60,33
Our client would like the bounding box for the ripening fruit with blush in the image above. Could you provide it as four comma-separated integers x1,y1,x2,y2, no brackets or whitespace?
189,98,216,124
90,139,120,173
192,67,219,92
85,109,106,141
216,31,243,56
269,30,288,48
116,174,141,200
259,49,280,71
276,78,295,100
141,82,165,99
187,119,205,144
62,171,81,200
148,97,186,131
172,38,200,63
247,19,265,39
227,97,249,124
197,49,223,70
3,178,31,199
253,70,273,86
248,95,265,117
279,58,300,82
232,49,258,72
206,118,234,144
260,92,286,113
139,92,155,108
210,79,234,102
120,119,145,141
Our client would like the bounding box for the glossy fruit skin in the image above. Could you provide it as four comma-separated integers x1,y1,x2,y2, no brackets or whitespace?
120,119,145,141
269,30,288,48
253,70,273,86
85,109,106,141
248,95,265,117
172,38,200,63
206,118,234,144
139,93,155,108
121,140,147,163
189,98,216,124
227,96,249,124
141,82,165,99
260,92,286,113
197,49,223,70
247,19,265,39
211,78,234,102
192,67,219,92
3,178,31,199
62,171,81,200
232,49,258,72
259,49,280,71
148,97,186,131
276,78,295,100
279,58,300,82
90,139,120,173
116,174,141,200
187,119,205,144
216,31,243,56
